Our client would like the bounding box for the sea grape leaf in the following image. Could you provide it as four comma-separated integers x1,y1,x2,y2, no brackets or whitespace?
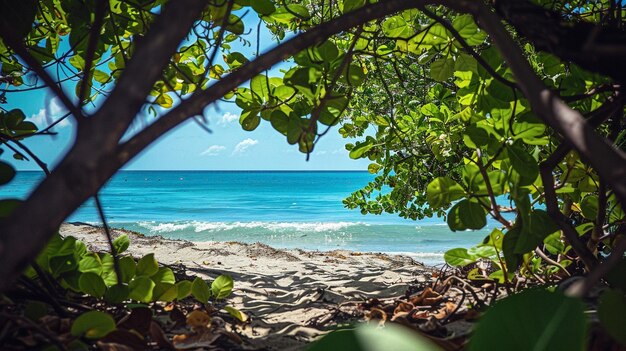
71,311,116,339
79,272,107,298
447,199,487,231
598,289,626,346
211,275,234,300
224,306,248,322
119,256,136,283
104,284,130,304
176,280,193,300
191,277,211,303
426,177,465,209
128,276,155,303
444,248,475,267
469,289,586,351
515,210,558,254
136,253,159,276
113,234,130,254
580,195,599,220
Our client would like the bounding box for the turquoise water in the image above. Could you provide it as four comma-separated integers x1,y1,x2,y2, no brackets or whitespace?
3,171,496,265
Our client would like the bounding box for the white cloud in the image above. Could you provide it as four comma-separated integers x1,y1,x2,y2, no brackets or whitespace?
232,138,258,155
49,97,65,116
29,97,70,129
200,145,226,156
218,112,239,125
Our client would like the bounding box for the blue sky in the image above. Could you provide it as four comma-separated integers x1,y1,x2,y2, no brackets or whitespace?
3,11,371,171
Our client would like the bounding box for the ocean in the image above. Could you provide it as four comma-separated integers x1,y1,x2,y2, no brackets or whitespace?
2,171,496,265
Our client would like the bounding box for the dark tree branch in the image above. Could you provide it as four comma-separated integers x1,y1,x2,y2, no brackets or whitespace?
540,143,599,271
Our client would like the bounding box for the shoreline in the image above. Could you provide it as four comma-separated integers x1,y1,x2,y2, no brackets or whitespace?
60,223,435,350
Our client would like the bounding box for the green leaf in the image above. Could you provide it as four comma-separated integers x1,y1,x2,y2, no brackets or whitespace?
444,248,476,267
211,275,234,300
191,277,211,303
225,14,244,34
599,289,626,346
452,14,486,46
0,161,16,185
153,283,178,302
251,0,275,15
430,57,455,82
128,276,155,303
0,0,36,42
151,267,176,285
515,210,558,254
78,253,103,275
119,256,136,283
112,234,130,254
309,323,442,351
447,199,487,231
176,280,193,300
71,311,116,340
136,253,158,276
606,258,626,290
104,284,130,304
342,0,365,13
343,63,366,87
507,144,539,183
502,226,523,271
349,140,374,159
99,253,118,287
224,306,248,322
78,272,107,298
239,109,261,131
426,177,465,209
93,70,109,83
270,110,289,135
155,93,173,108
580,195,599,220
469,289,586,351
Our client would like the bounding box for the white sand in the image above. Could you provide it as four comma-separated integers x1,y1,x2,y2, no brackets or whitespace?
61,223,434,350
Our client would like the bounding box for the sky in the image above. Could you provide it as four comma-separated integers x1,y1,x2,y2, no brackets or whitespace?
2,11,372,171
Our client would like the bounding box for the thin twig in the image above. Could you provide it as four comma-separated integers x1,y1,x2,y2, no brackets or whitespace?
94,194,122,285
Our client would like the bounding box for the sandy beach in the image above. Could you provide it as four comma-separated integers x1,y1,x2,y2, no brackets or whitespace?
60,223,435,350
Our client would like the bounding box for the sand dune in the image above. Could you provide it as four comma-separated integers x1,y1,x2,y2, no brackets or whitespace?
61,223,434,350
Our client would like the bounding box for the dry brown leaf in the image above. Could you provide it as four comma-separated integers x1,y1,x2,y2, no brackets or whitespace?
365,307,387,323
410,310,431,320
186,310,211,331
432,302,457,320
410,287,442,306
393,301,414,316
